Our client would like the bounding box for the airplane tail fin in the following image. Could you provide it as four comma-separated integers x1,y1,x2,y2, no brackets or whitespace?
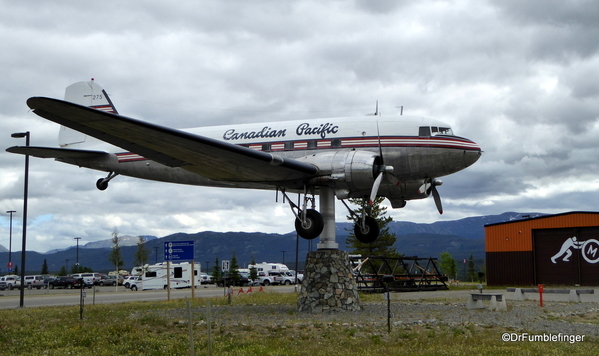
59,79,118,148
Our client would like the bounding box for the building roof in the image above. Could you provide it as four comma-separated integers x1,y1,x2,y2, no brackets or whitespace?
484,211,599,228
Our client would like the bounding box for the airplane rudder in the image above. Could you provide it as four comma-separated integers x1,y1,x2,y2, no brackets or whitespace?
64,79,118,114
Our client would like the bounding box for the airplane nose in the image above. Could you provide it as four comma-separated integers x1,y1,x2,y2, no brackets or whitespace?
463,143,482,167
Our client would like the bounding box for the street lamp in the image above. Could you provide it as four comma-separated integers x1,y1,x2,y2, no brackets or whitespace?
74,237,81,267
11,131,29,308
5,210,15,273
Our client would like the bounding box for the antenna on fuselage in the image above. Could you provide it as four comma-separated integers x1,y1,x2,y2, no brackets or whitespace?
366,100,379,116
395,106,403,115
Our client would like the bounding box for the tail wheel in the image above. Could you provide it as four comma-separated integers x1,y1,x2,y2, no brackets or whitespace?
354,216,380,244
294,209,324,240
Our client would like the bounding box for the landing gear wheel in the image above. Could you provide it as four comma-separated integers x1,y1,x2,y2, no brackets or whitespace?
294,209,324,240
354,216,380,244
96,178,108,191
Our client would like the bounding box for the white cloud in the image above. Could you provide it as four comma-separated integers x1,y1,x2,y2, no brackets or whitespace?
1,0,599,252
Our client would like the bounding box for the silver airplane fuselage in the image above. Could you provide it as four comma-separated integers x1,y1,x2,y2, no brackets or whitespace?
58,114,481,208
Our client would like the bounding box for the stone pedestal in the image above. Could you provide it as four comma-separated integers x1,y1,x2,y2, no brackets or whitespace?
297,250,361,313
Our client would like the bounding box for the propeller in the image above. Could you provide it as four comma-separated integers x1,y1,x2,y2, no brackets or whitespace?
418,178,444,214
431,181,443,214
368,123,400,205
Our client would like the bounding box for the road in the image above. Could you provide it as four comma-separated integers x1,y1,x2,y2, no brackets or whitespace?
0,285,298,309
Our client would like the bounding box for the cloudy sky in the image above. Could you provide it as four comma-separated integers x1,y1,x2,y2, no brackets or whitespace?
1,0,599,253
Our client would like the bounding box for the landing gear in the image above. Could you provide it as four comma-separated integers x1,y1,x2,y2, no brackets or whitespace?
294,209,324,240
341,199,381,244
96,172,119,190
354,216,380,244
281,187,324,240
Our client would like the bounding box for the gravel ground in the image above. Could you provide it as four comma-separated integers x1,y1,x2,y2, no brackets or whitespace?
153,291,599,339
204,300,599,337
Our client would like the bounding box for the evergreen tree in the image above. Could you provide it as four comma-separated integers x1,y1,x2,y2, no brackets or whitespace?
108,230,125,273
212,257,221,283
133,236,150,267
467,253,476,282
13,265,19,276
345,197,400,274
228,251,241,285
41,259,49,275
439,251,457,280
249,255,258,283
71,265,93,274
59,265,67,276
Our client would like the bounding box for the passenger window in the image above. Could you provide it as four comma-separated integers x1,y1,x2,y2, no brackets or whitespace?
331,139,342,148
307,140,317,150
261,143,271,152
419,126,431,137
284,142,294,151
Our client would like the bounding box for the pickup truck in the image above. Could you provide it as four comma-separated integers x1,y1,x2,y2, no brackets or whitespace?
0,275,21,290
255,271,284,286
48,276,85,289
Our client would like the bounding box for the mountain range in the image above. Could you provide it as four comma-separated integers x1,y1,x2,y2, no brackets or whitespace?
0,212,542,275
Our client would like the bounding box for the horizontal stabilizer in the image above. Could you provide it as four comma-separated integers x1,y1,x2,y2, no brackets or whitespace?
6,146,108,160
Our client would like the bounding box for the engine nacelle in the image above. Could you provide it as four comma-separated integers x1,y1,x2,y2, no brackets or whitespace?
300,150,379,199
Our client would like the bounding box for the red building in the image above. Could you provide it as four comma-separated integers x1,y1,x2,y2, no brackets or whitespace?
485,212,599,286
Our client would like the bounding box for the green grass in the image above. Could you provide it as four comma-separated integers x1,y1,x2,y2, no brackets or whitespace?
0,292,596,355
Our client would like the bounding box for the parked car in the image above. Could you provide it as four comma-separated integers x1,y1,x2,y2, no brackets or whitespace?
100,275,123,286
49,276,85,289
216,271,250,287
71,273,102,286
123,276,139,289
0,275,21,290
199,272,213,284
24,275,46,289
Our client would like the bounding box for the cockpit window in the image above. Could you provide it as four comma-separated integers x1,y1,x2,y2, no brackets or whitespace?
420,126,453,137
436,127,453,136
418,126,431,137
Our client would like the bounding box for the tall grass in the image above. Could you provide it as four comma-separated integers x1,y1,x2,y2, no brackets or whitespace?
0,292,595,355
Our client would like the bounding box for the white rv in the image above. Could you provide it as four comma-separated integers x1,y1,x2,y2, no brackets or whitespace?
129,262,201,291
248,262,290,274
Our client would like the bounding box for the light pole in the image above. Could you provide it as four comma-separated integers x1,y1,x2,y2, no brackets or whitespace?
74,237,81,268
11,131,29,308
281,250,286,264
6,210,15,273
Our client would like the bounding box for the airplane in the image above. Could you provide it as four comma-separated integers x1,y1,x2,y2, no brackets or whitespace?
7,80,481,244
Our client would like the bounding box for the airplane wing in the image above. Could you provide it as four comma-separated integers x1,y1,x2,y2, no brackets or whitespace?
6,146,108,160
25,97,319,182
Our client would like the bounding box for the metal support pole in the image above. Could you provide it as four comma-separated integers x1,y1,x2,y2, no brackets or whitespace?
12,131,30,308
317,187,338,250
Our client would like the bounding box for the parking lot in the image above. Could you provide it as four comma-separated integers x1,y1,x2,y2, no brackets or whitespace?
0,284,297,309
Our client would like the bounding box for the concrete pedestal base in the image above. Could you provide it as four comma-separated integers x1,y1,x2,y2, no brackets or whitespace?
297,250,361,313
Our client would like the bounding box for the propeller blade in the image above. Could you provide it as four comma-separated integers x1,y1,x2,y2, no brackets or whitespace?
369,171,384,205
431,184,443,214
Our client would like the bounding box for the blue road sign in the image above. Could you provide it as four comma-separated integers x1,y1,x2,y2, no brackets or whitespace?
164,240,195,261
